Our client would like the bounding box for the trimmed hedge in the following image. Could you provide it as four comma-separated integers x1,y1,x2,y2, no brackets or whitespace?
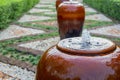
83,0,120,21
0,0,39,29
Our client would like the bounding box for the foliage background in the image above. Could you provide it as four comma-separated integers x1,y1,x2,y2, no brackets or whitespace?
0,0,39,29
83,0,120,21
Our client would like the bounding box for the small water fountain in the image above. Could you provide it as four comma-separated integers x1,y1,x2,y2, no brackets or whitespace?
35,0,120,80
36,29,120,80
57,29,116,55
81,29,91,48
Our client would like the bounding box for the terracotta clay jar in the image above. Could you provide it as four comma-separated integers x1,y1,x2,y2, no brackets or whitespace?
36,37,120,80
56,0,69,10
57,1,85,39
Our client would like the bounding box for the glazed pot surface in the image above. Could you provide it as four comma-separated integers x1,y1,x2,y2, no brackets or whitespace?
36,37,120,80
36,46,120,80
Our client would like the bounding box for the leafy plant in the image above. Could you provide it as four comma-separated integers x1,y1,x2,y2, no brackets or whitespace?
0,0,39,29
83,0,120,21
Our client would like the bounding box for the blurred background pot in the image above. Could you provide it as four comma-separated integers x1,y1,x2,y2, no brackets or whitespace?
57,1,85,39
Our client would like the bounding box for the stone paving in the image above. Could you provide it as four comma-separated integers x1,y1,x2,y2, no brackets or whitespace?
85,7,97,12
18,37,60,52
0,71,19,80
0,62,35,80
44,11,57,15
90,24,120,38
29,8,52,13
0,25,45,41
86,14,112,22
32,21,57,27
40,0,56,3
39,2,54,4
18,15,51,22
35,4,54,8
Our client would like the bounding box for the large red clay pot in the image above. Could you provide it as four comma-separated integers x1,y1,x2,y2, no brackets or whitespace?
36,37,120,80
57,1,85,39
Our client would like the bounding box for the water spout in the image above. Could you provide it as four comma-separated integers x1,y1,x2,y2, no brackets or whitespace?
81,29,91,48
69,0,73,2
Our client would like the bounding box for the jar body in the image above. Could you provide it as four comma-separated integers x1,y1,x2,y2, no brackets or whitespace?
57,2,85,39
36,46,120,80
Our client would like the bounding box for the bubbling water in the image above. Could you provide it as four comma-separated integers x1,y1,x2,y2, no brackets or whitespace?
80,29,104,49
81,29,91,48
57,29,114,51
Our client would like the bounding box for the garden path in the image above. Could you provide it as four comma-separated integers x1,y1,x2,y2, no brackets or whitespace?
0,0,120,79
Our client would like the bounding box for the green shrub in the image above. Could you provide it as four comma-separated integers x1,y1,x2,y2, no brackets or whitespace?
83,0,120,21
0,0,39,29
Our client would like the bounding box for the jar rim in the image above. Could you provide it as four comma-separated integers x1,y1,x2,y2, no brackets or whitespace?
62,1,83,5
57,37,116,56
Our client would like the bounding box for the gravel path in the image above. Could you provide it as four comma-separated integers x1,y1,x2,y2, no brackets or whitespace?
86,14,112,21
0,71,19,80
29,8,52,13
18,15,51,22
0,25,45,41
0,62,35,80
90,24,120,38
19,37,60,52
85,7,97,12
35,4,54,8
